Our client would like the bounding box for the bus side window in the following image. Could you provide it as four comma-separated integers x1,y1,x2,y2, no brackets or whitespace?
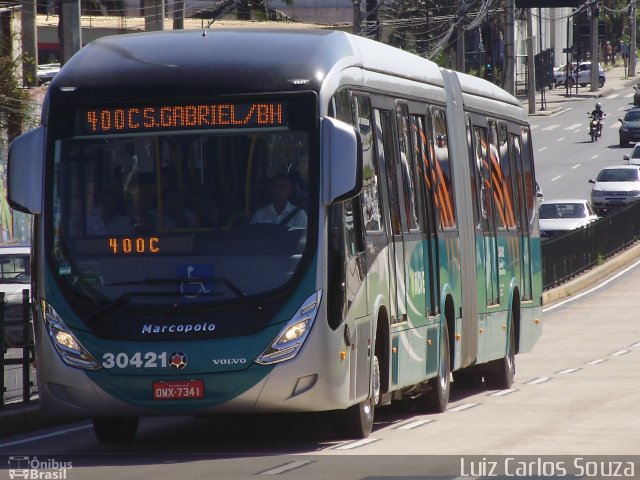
353,94,383,234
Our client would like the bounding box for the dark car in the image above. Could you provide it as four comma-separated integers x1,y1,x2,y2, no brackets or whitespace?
0,246,31,348
635,84,640,107
619,108,640,146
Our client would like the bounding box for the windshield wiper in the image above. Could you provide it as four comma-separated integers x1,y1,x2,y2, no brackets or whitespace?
87,290,189,320
97,277,265,317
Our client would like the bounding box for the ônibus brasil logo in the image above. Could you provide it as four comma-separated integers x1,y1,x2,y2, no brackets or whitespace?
168,351,188,369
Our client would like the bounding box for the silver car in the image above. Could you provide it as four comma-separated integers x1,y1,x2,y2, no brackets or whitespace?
589,165,640,216
554,61,606,88
539,199,598,240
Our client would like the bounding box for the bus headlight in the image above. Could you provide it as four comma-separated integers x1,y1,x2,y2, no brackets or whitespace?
40,300,100,370
255,290,322,365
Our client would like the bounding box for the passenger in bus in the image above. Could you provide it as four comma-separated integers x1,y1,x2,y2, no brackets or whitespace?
149,186,201,231
250,174,307,228
87,191,134,235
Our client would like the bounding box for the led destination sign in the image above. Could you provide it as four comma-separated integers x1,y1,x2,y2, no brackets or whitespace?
81,101,287,134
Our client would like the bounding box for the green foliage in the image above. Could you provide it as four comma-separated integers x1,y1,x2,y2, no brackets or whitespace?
0,53,32,145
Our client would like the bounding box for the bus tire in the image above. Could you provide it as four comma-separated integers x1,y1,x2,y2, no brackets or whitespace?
92,417,139,443
333,354,380,439
483,319,515,390
416,327,450,413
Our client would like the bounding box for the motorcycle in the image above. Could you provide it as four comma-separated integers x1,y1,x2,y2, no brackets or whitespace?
588,113,605,142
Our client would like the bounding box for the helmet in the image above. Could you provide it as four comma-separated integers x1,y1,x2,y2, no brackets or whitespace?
596,103,602,110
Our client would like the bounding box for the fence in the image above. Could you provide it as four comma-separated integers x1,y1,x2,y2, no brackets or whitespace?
0,290,35,407
542,200,640,289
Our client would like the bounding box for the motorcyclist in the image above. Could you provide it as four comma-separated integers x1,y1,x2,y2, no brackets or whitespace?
591,102,605,120
589,102,605,136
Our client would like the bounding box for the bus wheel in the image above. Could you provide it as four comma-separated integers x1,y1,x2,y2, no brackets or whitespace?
483,320,515,390
92,417,139,443
416,328,450,413
333,355,380,439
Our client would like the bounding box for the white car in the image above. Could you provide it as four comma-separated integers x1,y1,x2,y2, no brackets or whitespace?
554,61,606,88
0,245,31,347
589,165,640,216
623,143,640,165
539,199,598,239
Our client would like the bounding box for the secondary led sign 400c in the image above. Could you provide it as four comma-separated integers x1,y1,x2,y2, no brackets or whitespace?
82,102,287,134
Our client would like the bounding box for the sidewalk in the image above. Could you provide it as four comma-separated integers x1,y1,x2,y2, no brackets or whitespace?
520,63,639,116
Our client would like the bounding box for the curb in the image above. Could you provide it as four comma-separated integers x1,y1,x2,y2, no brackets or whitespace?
542,241,640,306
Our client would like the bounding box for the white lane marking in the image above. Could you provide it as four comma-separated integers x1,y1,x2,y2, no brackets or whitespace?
526,377,551,385
490,388,518,397
538,146,548,152
610,349,630,357
543,257,640,312
625,92,635,98
632,342,640,348
542,124,560,131
610,122,620,129
572,163,582,169
608,93,621,99
565,123,582,131
0,424,92,449
448,403,479,412
557,136,566,142
396,419,434,430
551,175,562,182
335,438,380,450
260,461,314,475
531,125,540,129
590,155,599,159
557,368,580,374
586,358,607,365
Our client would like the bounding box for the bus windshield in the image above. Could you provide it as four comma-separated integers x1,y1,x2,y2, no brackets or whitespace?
50,128,313,307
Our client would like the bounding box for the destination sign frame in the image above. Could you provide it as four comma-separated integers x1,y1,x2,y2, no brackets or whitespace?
79,101,287,135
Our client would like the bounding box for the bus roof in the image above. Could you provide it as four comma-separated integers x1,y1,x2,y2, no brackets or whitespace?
51,28,519,107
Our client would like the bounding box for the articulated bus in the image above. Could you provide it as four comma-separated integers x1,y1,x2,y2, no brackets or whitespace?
8,28,542,442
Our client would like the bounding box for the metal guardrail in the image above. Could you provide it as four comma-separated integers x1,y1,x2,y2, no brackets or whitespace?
542,200,640,289
0,289,35,407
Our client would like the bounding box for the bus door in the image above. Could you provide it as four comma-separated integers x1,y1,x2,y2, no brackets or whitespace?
373,108,408,325
510,129,534,301
476,122,501,307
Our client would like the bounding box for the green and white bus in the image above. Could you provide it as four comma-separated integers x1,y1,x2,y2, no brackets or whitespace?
8,28,542,442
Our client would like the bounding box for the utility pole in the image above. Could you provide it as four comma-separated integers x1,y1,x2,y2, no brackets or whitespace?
21,0,37,87
59,0,82,65
504,0,515,94
527,8,535,114
173,0,184,30
590,2,599,91
456,0,465,72
143,0,164,31
631,0,637,77
352,0,362,35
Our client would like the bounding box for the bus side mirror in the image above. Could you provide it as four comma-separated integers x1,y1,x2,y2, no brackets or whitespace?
321,117,362,205
8,127,44,215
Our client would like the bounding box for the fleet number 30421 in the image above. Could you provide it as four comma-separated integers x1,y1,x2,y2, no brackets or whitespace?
102,352,168,369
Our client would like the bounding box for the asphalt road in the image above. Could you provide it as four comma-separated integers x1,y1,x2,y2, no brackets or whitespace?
531,88,639,203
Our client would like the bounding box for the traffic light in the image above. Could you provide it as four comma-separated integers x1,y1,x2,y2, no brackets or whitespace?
484,61,494,82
